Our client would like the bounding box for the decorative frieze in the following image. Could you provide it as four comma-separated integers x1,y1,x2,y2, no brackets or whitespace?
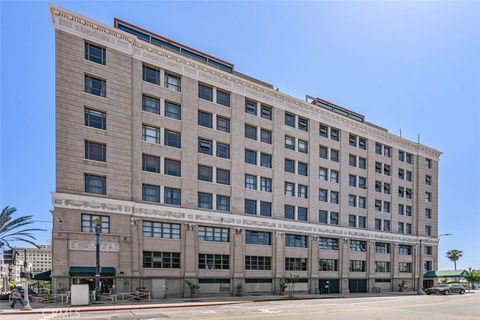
68,240,119,252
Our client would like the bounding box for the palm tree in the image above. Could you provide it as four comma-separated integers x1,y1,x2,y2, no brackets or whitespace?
0,206,45,249
446,249,463,270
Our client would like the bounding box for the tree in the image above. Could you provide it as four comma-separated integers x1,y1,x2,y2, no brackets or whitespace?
445,249,463,270
0,206,44,249
465,268,480,292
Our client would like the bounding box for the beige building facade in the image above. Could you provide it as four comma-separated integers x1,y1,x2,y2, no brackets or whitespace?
50,5,441,297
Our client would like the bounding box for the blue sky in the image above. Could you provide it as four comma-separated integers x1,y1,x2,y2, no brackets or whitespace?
1,1,479,270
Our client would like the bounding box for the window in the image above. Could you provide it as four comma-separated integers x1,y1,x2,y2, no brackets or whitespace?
424,261,433,271
245,149,257,165
260,201,272,217
164,187,181,205
330,212,339,225
375,262,390,273
425,208,432,219
245,256,271,270
198,226,229,242
375,219,382,231
198,254,229,269
330,149,339,162
198,138,213,155
375,143,382,155
245,174,257,190
285,112,295,127
399,262,412,273
285,234,308,248
198,165,213,182
319,146,329,160
406,153,413,164
330,170,339,183
406,206,412,216
383,183,391,194
349,175,357,187
319,210,328,224
142,65,160,85
198,192,213,209
164,73,181,91
260,177,272,192
349,154,357,167
284,205,295,219
349,134,357,147
399,245,412,255
85,108,106,130
298,185,308,198
216,195,230,211
330,191,339,204
164,130,181,148
216,90,230,107
85,141,106,162
349,240,366,252
359,138,367,150
143,251,180,269
198,83,213,101
384,220,391,231
358,177,367,189
358,216,366,228
425,225,432,236
260,129,272,144
425,192,432,203
298,140,308,153
285,136,295,150
406,171,412,182
216,143,230,159
319,259,338,271
285,182,295,196
319,167,328,181
375,243,390,254
330,128,339,141
260,153,272,168
298,117,308,131
85,42,106,65
319,237,339,250
359,157,367,169
84,75,106,97
384,164,391,176
350,260,366,272
85,174,106,195
245,125,257,140
349,195,357,207
245,100,257,115
245,230,271,245
426,158,432,168
198,111,213,128
383,201,391,213
164,101,181,119
384,146,391,157
142,153,160,173
142,125,160,144
298,162,308,176
319,189,328,202
216,168,230,185
298,207,308,221
164,159,181,176
81,214,109,233
260,104,272,120
142,221,180,239
319,124,328,137
425,175,432,185
424,246,433,255
216,116,230,133
142,184,160,203
285,258,307,271
349,215,357,227
244,199,257,215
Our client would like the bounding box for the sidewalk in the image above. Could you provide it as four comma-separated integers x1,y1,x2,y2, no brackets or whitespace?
0,291,417,315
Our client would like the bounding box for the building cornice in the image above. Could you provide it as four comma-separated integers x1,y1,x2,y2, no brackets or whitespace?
52,192,439,246
49,4,441,159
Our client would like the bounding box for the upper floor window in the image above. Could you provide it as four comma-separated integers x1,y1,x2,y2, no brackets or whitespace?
216,90,230,107
84,173,106,195
142,221,180,239
85,108,106,130
245,100,257,115
285,234,308,248
198,83,213,101
198,138,213,155
298,117,308,131
142,154,161,173
164,101,181,120
81,214,109,233
245,125,257,140
217,143,230,159
84,42,106,65
260,153,272,168
285,112,295,127
164,72,181,92
142,95,160,114
164,130,181,148
199,254,229,270
142,125,160,144
425,175,432,185
349,240,367,252
142,184,160,203
198,226,229,242
142,65,160,85
198,111,213,128
426,158,432,169
85,141,106,162
319,237,339,250
198,192,213,209
84,75,106,97
399,245,412,255
143,251,180,269
245,230,271,245
216,116,230,133
260,104,272,120
164,187,181,205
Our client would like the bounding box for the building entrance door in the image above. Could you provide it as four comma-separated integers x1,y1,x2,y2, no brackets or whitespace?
151,279,166,298
349,279,368,293
318,279,340,294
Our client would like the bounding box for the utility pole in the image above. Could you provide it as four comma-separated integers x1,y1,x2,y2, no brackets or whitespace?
94,218,102,302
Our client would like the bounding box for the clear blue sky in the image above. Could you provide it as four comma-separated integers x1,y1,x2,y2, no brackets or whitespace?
1,1,479,270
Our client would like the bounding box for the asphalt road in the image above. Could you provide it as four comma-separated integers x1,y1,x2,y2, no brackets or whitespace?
3,293,480,320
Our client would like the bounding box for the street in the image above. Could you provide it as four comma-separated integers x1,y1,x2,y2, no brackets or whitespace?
2,293,480,320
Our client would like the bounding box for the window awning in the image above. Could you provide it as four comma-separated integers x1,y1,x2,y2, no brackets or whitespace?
423,269,469,279
32,270,51,281
69,266,116,277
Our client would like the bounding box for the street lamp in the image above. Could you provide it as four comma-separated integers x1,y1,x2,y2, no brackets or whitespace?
22,249,32,310
93,218,102,302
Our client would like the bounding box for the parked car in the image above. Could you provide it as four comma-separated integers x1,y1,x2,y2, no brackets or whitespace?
426,284,465,295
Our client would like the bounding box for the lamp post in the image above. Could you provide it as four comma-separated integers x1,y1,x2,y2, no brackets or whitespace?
93,218,102,302
22,249,32,310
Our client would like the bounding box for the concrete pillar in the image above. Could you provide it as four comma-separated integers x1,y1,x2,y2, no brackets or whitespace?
340,238,350,294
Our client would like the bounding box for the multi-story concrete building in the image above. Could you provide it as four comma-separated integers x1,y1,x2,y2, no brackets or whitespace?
1,246,52,284
49,5,441,297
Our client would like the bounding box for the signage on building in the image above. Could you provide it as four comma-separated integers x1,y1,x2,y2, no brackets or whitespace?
68,240,119,252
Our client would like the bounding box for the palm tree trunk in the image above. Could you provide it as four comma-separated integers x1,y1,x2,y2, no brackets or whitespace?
454,261,457,270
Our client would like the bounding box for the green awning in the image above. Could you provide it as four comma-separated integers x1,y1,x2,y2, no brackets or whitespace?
33,270,51,281
424,269,469,279
69,266,116,277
